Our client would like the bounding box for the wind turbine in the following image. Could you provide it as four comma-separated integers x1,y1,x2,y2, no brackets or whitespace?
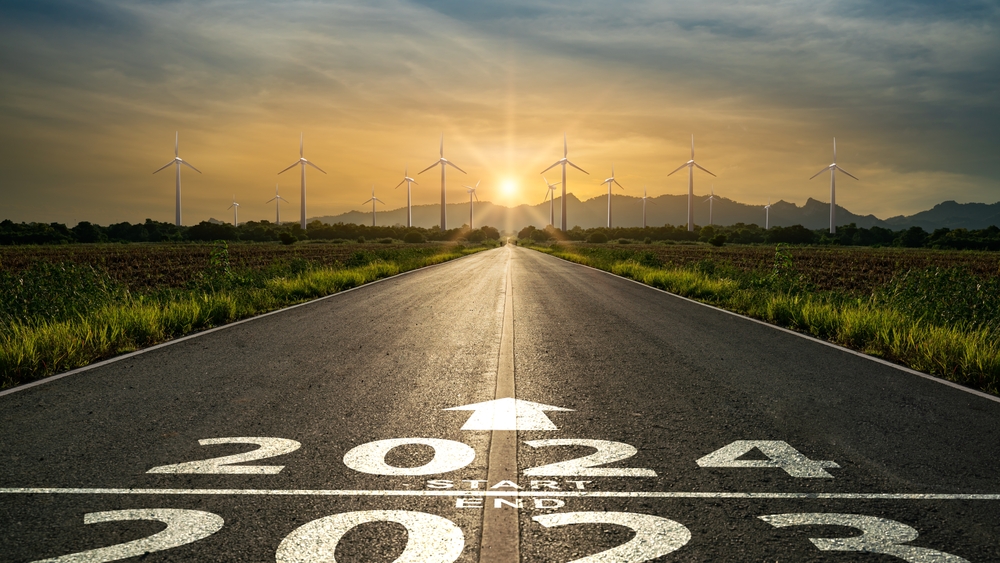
600,165,624,229
278,133,326,230
542,176,559,227
764,199,772,230
703,185,718,226
418,135,466,230
640,186,654,229
361,185,386,227
266,183,289,225
153,132,201,226
463,180,480,230
668,135,716,232
394,167,418,228
227,195,240,226
541,134,588,231
810,138,858,234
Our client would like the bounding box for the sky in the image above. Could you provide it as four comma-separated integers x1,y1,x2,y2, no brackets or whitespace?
1,0,998,226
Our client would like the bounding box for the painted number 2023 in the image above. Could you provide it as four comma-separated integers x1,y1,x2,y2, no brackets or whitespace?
34,510,966,563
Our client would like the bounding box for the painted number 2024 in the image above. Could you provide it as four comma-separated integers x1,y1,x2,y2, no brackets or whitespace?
149,437,838,478
35,510,966,563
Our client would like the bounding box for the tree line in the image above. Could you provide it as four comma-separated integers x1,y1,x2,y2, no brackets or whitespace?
517,222,1000,251
0,219,501,245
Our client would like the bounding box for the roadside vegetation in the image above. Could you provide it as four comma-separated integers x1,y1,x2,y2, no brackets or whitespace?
0,233,501,389
520,240,1000,396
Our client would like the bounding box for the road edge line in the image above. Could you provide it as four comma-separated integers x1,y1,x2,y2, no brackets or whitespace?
531,248,1000,405
0,249,493,399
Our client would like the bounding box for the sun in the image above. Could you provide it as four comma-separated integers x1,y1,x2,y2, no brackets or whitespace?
501,179,518,197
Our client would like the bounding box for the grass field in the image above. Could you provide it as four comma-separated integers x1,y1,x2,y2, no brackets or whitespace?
525,241,1000,396
0,241,492,389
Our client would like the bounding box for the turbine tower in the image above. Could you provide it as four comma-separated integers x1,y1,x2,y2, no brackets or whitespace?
266,183,289,225
278,133,326,230
810,138,858,234
153,132,201,226
542,176,559,227
640,186,654,229
227,195,240,226
764,199,772,230
541,134,588,232
418,135,466,230
600,165,624,229
668,135,716,232
394,167,418,228
703,185,718,226
463,180,480,230
361,185,386,227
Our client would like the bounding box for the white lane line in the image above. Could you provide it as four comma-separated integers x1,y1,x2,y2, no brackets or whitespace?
2,488,999,500
0,249,495,398
525,247,1000,405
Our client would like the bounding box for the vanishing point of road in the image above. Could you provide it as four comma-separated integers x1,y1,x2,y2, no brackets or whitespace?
2,245,999,562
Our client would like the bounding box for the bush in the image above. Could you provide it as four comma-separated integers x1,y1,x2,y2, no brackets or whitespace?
588,232,608,243
467,230,487,243
618,238,632,244
279,232,297,245
709,234,727,247
643,237,652,244
403,232,425,243
377,238,394,244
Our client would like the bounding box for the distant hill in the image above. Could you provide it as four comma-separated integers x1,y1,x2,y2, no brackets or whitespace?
312,195,1000,232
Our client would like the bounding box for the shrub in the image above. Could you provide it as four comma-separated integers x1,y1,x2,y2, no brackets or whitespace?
618,238,632,244
357,236,366,243
467,230,487,243
279,232,297,245
588,232,608,243
403,232,425,243
709,234,727,247
377,238,394,244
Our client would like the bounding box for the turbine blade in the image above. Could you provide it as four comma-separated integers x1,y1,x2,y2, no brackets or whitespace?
394,179,406,189
446,161,467,174
153,161,174,174
278,161,299,175
306,161,327,174
266,197,276,203
566,160,589,174
690,134,695,159
376,198,385,204
614,179,624,189
563,133,567,157
278,196,289,202
667,162,688,176
833,137,837,162
418,162,438,174
181,160,202,173
300,133,303,158
540,161,560,174
174,132,178,157
694,163,716,177
835,165,859,180
411,178,418,185
809,167,830,180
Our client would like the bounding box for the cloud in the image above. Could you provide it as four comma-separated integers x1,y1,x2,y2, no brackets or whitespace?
0,0,997,224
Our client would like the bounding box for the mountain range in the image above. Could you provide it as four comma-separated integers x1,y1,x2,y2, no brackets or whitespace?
309,195,1000,232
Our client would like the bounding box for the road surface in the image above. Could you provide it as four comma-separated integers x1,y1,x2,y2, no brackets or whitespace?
2,245,999,562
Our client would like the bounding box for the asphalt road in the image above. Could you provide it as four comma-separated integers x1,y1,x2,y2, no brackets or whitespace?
2,245,999,562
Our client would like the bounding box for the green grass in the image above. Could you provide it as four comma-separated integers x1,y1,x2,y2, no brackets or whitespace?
528,243,1000,395
0,245,486,389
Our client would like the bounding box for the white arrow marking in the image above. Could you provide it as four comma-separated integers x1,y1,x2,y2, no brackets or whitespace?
444,398,573,431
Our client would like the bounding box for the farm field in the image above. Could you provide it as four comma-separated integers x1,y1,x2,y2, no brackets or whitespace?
526,241,1000,395
0,241,491,389
0,242,446,291
566,242,1000,294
